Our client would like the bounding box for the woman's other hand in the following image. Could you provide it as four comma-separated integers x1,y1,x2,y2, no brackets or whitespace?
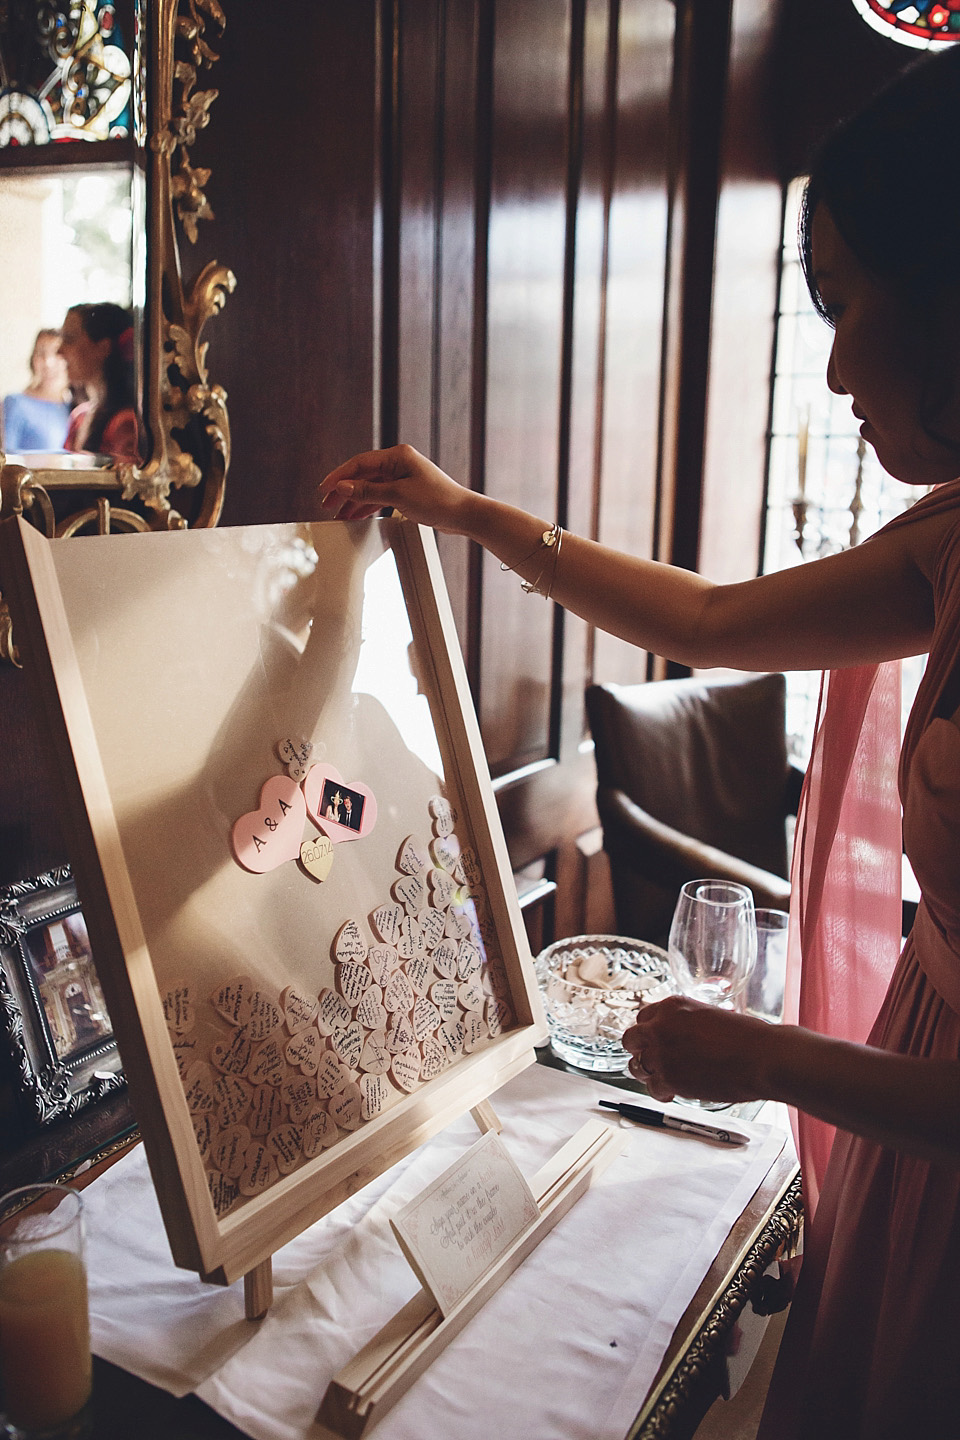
318,444,473,532
622,994,772,1106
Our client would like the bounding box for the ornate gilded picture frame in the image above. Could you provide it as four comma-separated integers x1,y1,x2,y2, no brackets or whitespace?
0,866,124,1126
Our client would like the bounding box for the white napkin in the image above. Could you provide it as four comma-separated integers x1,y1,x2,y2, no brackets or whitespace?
85,1064,786,1440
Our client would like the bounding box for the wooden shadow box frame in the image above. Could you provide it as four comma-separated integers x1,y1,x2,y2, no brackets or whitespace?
0,514,547,1290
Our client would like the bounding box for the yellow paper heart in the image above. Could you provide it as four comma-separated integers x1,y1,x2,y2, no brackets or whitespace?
300,834,334,882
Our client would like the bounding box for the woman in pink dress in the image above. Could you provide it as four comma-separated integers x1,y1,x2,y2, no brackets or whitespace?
60,301,140,465
318,45,960,1436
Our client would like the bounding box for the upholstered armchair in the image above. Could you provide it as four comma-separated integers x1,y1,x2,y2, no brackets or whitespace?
585,674,803,948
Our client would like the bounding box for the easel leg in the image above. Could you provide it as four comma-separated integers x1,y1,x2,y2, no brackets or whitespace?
470,1101,501,1134
244,1257,273,1320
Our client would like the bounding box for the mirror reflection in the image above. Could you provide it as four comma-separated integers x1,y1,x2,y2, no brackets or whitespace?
0,168,135,467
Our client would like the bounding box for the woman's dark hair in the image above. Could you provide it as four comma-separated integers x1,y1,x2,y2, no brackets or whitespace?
68,301,136,453
799,45,960,445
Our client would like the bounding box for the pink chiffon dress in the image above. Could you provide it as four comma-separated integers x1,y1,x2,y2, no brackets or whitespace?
758,479,960,1438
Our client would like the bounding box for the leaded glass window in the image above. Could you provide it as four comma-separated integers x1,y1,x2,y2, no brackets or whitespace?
851,0,960,48
0,2,136,146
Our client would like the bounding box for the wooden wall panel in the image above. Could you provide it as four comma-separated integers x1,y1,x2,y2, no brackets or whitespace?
591,0,674,686
698,0,782,587
478,0,573,777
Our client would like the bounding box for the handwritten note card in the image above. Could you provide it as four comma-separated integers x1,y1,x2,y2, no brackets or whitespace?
390,1131,540,1316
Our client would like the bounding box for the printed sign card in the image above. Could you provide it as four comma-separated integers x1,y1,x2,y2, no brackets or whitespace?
390,1130,540,1316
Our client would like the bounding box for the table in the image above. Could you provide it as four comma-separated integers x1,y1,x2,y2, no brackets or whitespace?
4,1062,802,1440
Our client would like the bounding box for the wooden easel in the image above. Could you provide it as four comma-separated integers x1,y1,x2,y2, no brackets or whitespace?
241,1101,505,1320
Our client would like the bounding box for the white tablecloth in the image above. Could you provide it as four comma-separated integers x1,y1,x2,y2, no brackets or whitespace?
83,1063,786,1440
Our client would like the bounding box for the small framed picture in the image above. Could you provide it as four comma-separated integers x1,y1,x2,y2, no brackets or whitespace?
319,778,366,833
0,866,124,1125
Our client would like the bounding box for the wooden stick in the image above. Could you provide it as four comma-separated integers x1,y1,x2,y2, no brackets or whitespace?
244,1257,273,1320
317,1120,623,1438
470,1100,502,1134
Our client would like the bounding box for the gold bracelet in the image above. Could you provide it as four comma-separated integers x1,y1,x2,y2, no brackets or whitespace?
498,522,562,596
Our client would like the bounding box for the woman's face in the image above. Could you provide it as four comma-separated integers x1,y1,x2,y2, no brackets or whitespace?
31,335,68,391
58,310,110,390
812,204,960,487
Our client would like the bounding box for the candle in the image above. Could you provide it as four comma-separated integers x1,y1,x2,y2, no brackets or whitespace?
0,1246,91,1430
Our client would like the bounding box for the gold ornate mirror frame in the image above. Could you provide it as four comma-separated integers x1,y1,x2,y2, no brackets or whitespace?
0,0,235,663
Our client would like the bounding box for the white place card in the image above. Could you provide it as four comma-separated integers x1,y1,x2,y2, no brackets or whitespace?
390,1130,540,1316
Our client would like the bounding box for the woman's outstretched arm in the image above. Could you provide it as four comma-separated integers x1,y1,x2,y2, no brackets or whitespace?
621,997,960,1169
318,444,936,671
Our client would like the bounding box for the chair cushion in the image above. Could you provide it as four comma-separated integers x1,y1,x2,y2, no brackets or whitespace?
585,674,790,879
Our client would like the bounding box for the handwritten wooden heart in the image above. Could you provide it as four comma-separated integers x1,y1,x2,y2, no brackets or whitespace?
303,765,378,844
232,775,306,873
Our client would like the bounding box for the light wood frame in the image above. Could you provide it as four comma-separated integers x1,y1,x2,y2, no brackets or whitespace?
0,513,547,1287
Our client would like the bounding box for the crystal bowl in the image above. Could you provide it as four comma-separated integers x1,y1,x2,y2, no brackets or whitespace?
534,934,673,1072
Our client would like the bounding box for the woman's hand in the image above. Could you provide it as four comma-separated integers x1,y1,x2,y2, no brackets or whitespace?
318,444,474,532
621,995,772,1106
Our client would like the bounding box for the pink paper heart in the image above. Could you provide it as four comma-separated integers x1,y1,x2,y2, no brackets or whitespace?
232,775,306,873
303,765,378,845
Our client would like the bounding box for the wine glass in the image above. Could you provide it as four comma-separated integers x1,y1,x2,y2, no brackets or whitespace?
666,879,757,1108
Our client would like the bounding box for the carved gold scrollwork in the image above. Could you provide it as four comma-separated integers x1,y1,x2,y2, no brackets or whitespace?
0,0,235,660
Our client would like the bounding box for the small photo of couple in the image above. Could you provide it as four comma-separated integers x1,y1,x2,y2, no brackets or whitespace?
321,779,366,832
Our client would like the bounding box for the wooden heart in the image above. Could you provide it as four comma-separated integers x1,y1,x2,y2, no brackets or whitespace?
428,868,457,910
282,1075,319,1122
457,940,483,980
215,1074,253,1127
245,993,283,1042
367,944,399,987
338,961,373,1006
419,907,446,951
239,1142,280,1196
439,1017,465,1058
173,1036,201,1078
485,995,513,1038
393,872,425,915
193,1111,215,1159
302,1104,339,1156
463,1012,488,1053
430,833,461,875
316,1049,353,1099
371,902,404,946
163,984,194,1035
328,1083,362,1131
303,765,378,845
397,915,426,962
360,1072,390,1121
208,1171,239,1217
397,836,428,875
429,794,457,838
212,1123,251,1180
359,1030,390,1074
445,906,472,940
386,1013,417,1054
266,1122,303,1175
458,978,485,1013
356,985,387,1032
183,1060,215,1115
391,1049,421,1092
430,981,458,1022
278,736,312,781
405,953,431,997
318,987,353,1036
300,834,334,883
232,774,306,873
412,995,442,1041
420,1034,447,1082
334,918,368,965
384,970,416,1014
281,984,318,1034
284,1027,322,1076
331,1020,364,1070
211,975,255,1028
432,939,459,979
211,1029,253,1076
249,1083,285,1135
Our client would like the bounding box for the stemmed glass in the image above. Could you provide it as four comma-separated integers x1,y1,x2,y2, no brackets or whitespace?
666,879,757,1109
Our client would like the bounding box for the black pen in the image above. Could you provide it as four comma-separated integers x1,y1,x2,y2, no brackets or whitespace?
598,1099,749,1146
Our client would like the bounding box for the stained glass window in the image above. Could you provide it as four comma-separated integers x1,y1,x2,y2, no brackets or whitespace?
0,1,135,147
851,0,960,48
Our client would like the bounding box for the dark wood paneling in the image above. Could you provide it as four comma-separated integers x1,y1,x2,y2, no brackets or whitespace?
592,0,674,686
478,0,573,776
189,1,382,527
